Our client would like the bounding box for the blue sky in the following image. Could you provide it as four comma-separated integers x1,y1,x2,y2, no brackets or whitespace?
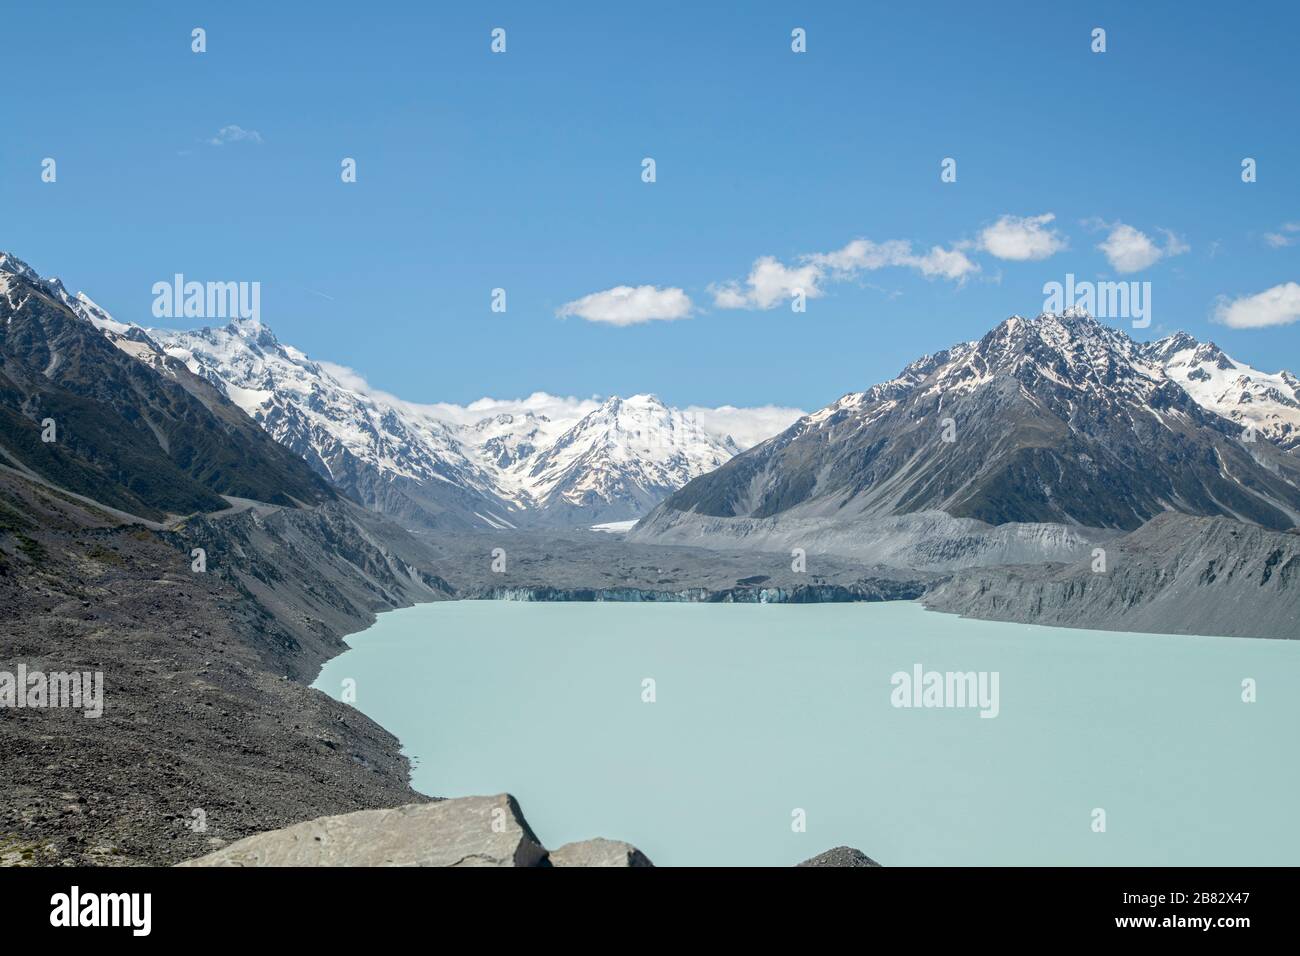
3,0,1298,411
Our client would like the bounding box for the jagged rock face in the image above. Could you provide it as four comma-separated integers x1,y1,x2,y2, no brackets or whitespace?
0,263,335,520
647,312,1300,533
178,795,654,867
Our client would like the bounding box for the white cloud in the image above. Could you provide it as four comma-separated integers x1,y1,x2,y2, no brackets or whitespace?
977,213,1067,261
556,285,692,326
711,256,825,310
1161,229,1190,258
1095,223,1187,273
1264,222,1300,248
1099,225,1160,272
710,282,752,309
316,368,603,428
423,391,604,427
208,125,263,146
1214,282,1300,329
810,239,978,282
913,245,980,281
713,237,976,310
684,403,806,449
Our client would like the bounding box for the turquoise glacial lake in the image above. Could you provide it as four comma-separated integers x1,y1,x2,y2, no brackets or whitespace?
313,601,1300,866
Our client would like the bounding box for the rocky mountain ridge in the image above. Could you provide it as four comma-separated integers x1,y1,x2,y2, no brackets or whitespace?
634,310,1300,566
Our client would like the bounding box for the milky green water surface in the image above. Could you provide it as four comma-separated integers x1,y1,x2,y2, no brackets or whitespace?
314,601,1299,865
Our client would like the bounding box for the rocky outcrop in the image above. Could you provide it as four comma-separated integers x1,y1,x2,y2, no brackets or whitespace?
180,795,650,867
797,846,881,867
549,838,653,867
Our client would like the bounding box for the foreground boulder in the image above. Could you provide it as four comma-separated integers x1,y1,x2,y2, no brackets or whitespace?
178,794,651,867
797,846,881,867
549,838,653,867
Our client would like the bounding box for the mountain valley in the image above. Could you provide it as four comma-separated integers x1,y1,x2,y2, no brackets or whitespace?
2,249,1298,868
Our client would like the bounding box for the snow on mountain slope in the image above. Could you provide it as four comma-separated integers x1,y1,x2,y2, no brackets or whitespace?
512,394,740,524
638,310,1300,547
144,320,747,527
468,410,569,486
148,319,530,529
1142,332,1300,450
1,251,752,529
17,249,1298,535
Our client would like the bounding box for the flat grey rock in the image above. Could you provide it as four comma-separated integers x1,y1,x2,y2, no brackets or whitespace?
797,846,881,867
178,795,547,867
549,838,653,867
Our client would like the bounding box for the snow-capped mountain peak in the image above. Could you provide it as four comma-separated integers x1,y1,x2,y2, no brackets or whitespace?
488,393,741,522
151,320,502,508
0,252,41,283
3,252,751,529
645,307,1300,538
151,326,747,525
1142,332,1300,449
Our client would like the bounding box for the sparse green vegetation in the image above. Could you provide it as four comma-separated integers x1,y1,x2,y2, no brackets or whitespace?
87,543,126,566
0,837,43,867
15,534,46,564
0,497,31,533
